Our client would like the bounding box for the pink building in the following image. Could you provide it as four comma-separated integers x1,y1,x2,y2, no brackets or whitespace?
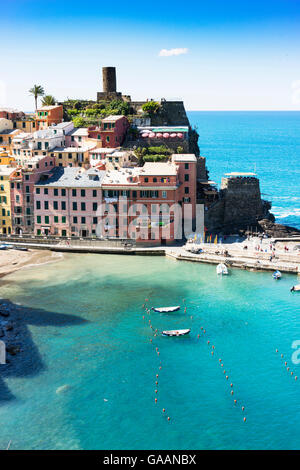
34,167,105,237
10,155,55,234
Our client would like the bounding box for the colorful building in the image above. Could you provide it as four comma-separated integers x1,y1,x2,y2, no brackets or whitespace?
35,105,63,130
10,155,54,234
34,167,105,237
0,149,15,166
88,115,129,148
0,166,15,234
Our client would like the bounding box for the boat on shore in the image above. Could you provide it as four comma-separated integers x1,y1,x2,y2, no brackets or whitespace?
151,306,180,313
217,263,228,275
273,270,282,280
162,329,190,337
291,284,300,292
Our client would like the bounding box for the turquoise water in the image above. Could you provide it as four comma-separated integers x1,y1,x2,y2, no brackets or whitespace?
188,111,300,229
0,254,300,450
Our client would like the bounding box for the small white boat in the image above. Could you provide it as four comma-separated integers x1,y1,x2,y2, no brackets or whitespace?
162,329,191,337
291,284,300,292
151,306,180,313
273,270,282,280
217,263,228,275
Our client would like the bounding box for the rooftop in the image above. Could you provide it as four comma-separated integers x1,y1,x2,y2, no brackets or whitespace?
225,172,257,177
37,105,62,111
102,115,125,122
172,154,197,162
36,167,106,188
52,145,94,153
67,127,88,137
140,162,177,176
0,165,15,176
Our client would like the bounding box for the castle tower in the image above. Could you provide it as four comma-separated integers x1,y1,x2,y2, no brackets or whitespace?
102,67,117,93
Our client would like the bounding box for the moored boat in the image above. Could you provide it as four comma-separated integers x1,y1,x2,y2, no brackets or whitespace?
162,329,191,337
151,306,180,313
273,270,282,280
291,284,300,292
217,263,228,275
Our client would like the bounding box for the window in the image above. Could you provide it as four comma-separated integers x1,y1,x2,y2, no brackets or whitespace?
81,189,85,197
54,216,58,223
62,216,66,223
25,175,29,181
145,177,148,183
72,202,77,211
62,230,67,237
54,189,58,196
44,201,49,210
54,201,58,210
45,216,49,224
37,216,41,224
153,178,157,183
81,202,86,211
62,189,66,196
93,203,97,211
162,191,167,198
72,189,76,197
93,217,97,224
81,217,86,224
184,187,189,194
61,201,66,210
26,208,30,215
11,183,14,189
184,174,189,182
185,163,189,170
44,188,48,195
92,190,97,197
36,187,40,194
37,229,41,235
36,201,41,210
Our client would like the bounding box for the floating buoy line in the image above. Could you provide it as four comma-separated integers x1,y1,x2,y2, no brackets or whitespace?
141,298,249,425
275,349,298,381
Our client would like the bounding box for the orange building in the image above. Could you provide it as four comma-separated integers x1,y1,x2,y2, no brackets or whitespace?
36,105,63,129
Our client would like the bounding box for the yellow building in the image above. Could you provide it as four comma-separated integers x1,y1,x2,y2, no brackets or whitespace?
0,165,15,234
13,119,37,133
0,149,15,165
52,146,94,167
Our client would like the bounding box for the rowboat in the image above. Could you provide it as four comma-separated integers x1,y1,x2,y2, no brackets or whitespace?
291,284,300,292
272,270,282,280
217,263,228,275
151,306,180,313
162,329,190,337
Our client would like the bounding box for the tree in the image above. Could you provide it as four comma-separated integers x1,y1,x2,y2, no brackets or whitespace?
41,95,56,106
29,85,45,110
72,116,88,128
141,101,160,115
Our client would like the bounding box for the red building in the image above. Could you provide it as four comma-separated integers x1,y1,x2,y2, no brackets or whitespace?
36,105,63,130
88,115,129,148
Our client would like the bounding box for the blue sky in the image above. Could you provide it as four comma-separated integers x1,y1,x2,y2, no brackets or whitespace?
1,0,300,110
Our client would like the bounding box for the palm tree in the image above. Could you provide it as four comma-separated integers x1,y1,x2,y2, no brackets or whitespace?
41,95,56,106
29,85,45,110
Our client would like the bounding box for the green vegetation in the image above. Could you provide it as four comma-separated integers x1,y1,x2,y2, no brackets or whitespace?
141,101,160,115
41,95,56,106
29,85,45,110
134,145,172,165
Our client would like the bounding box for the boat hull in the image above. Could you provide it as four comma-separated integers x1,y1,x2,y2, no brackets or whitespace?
162,329,191,337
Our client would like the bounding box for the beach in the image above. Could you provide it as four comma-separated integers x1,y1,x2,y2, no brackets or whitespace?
0,249,63,278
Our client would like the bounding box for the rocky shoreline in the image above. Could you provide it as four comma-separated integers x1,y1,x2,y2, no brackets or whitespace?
0,301,22,360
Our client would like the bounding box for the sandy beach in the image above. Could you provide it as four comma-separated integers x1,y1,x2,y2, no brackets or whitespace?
0,249,63,278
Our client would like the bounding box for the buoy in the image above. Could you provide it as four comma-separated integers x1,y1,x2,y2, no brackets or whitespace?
285,361,287,366
201,327,203,330
197,334,200,339
287,367,290,371
226,376,229,380
150,339,152,343
234,399,237,404
221,364,224,367
230,383,233,388
156,348,158,351
231,390,234,395
211,351,214,356
157,352,160,356
295,376,298,380
242,406,245,411
291,372,293,376
243,417,246,422
162,408,165,413
167,417,170,421
155,381,158,385
184,307,187,313
159,366,162,370
155,398,157,403
203,330,206,333
219,359,222,362
281,354,284,358
142,316,145,319
156,374,158,378
155,390,158,394
223,370,226,374
212,345,215,349
276,349,278,353
207,341,210,344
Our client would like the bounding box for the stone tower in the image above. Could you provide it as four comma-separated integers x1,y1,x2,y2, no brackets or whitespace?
102,67,117,93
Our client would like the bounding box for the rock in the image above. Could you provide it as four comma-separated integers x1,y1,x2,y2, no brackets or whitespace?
56,384,71,394
6,344,20,355
4,322,13,331
0,328,4,337
0,311,10,317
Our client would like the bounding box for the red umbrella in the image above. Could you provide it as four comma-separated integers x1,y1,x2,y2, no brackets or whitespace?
156,133,163,138
170,133,177,138
163,133,170,138
177,133,183,138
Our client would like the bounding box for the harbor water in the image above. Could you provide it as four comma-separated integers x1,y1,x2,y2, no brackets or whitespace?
0,253,299,450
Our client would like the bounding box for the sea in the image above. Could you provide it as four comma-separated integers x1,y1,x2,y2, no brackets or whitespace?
188,111,300,230
0,112,299,450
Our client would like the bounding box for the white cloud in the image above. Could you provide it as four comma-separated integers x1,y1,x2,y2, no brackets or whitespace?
158,48,188,57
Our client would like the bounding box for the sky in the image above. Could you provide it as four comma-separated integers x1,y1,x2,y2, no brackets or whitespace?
1,0,300,111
